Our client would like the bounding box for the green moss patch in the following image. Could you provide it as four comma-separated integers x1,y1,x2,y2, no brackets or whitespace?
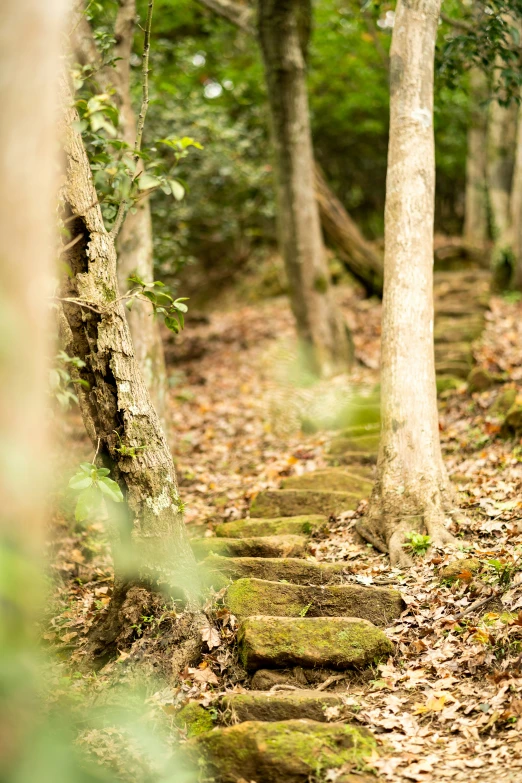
250,489,363,518
281,468,373,495
190,534,307,561
224,577,404,623
185,719,377,783
238,615,393,671
199,554,347,589
175,702,215,737
220,690,345,723
215,515,327,539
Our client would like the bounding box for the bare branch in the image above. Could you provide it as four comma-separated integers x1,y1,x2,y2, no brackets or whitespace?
440,12,475,34
195,0,254,34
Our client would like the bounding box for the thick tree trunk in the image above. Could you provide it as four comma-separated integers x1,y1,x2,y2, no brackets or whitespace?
59,83,201,659
196,0,384,296
487,83,517,287
464,69,488,250
72,5,167,416
257,0,352,376
360,0,455,566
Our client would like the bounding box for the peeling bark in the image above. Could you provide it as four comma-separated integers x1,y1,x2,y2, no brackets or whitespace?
361,0,456,567
72,5,167,416
59,82,201,657
257,0,352,376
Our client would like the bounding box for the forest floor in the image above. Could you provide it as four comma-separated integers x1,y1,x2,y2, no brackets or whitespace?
47,283,522,782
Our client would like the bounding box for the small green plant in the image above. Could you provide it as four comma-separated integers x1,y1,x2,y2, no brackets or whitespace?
126,275,189,334
403,532,431,556
299,602,313,617
113,430,146,458
68,463,123,522
49,351,89,408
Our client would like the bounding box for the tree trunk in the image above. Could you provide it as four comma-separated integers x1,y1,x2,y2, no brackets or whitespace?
197,0,385,297
360,0,455,566
511,98,522,290
257,0,352,377
314,165,384,295
72,4,167,416
59,82,202,661
464,69,488,250
487,81,517,288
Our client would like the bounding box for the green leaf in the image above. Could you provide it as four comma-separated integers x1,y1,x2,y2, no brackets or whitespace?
169,180,185,201
80,462,95,474
75,486,102,522
164,316,180,333
95,467,111,477
69,473,93,491
173,301,188,313
137,173,161,190
98,477,124,503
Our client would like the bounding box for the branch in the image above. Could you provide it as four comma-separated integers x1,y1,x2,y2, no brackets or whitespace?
440,12,475,34
194,0,254,34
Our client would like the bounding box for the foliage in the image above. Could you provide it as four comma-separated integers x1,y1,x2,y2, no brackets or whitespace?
126,275,189,332
68,462,124,522
403,532,432,557
49,351,88,409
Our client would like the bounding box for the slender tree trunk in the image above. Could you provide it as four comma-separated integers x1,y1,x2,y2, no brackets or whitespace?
257,0,352,376
195,0,384,296
464,69,488,250
59,82,201,660
512,98,522,290
359,0,455,566
72,4,167,416
487,80,517,287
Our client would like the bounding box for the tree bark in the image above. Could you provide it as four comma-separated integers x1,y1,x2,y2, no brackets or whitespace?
72,4,167,417
512,98,522,289
257,0,352,376
195,0,384,296
59,82,202,659
360,0,456,566
464,69,488,250
487,79,517,287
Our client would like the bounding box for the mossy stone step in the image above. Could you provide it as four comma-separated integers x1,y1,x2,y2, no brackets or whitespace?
250,489,363,518
191,535,307,561
224,578,404,624
238,616,393,671
200,554,348,589
215,515,327,539
328,434,380,458
434,315,484,344
220,690,346,723
281,468,373,495
327,451,377,466
186,719,378,783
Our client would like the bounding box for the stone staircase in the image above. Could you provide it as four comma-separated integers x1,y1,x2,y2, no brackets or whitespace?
178,268,491,782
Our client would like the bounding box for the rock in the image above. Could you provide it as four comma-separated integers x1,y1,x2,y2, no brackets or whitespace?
490,388,517,416
501,403,522,438
250,668,340,690
436,375,464,395
185,719,377,783
327,451,377,466
281,468,373,495
250,489,362,518
215,515,327,539
435,343,473,377
175,701,215,737
467,367,494,394
220,690,345,723
238,616,393,671
199,554,348,589
439,558,481,582
224,578,404,624
434,315,484,344
191,535,307,561
328,434,379,458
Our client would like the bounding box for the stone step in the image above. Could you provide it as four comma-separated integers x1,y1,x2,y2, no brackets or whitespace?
434,315,484,344
281,468,373,495
238,616,393,671
328,434,379,458
215,514,327,539
220,689,347,723
224,577,404,624
326,450,377,466
191,535,307,561
185,719,378,783
200,554,348,589
250,489,363,518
